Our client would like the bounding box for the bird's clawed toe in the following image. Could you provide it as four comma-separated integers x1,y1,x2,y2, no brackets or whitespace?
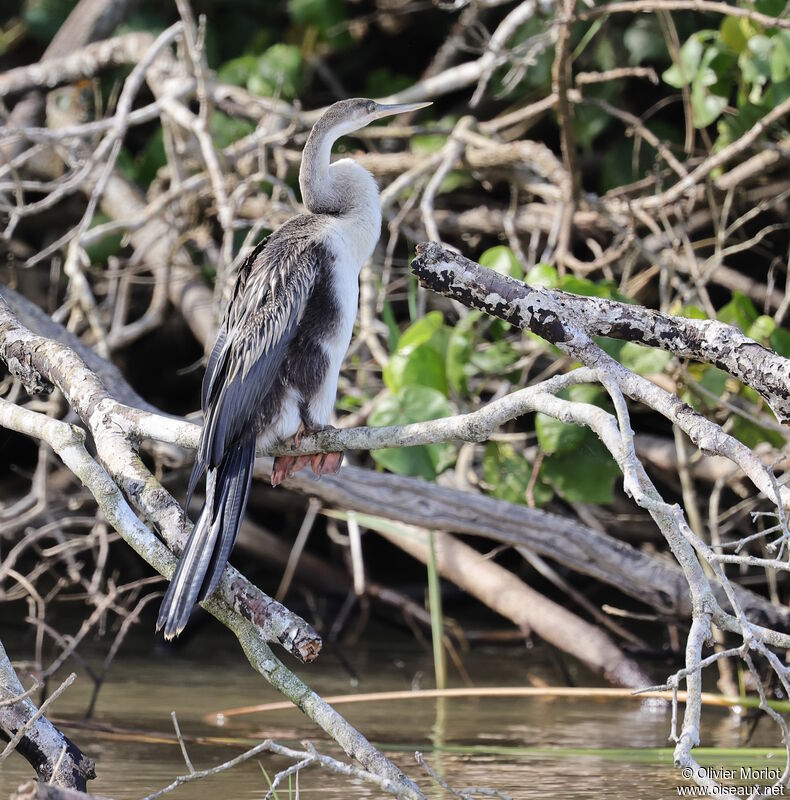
271,424,344,486
311,450,344,476
271,454,312,486
292,422,306,449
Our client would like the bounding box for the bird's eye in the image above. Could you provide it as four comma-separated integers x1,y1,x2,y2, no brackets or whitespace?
367,101,376,113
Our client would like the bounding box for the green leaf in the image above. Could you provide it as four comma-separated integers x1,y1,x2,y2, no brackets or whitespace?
384,312,449,393
411,134,448,154
663,35,704,88
624,18,668,66
770,327,790,357
211,112,254,148
535,414,588,455
479,246,523,279
217,54,259,87
525,263,559,288
446,311,481,396
384,346,448,394
396,310,444,352
691,80,728,127
756,0,785,14
718,291,759,331
470,340,520,375
679,305,708,320
731,416,786,449
700,366,729,403
568,383,607,405
483,442,552,506
618,342,672,376
741,35,773,84
85,213,123,265
772,31,790,82
248,45,302,100
369,386,455,479
135,127,166,185
288,0,346,36
559,275,624,300
719,17,751,56
748,315,776,343
540,434,621,504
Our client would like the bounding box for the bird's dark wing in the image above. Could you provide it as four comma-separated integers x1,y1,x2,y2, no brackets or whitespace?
187,232,320,506
200,235,269,412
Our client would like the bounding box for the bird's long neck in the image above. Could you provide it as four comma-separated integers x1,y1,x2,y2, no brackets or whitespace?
300,121,375,216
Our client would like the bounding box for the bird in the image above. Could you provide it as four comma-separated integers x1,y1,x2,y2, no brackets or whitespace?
157,97,431,639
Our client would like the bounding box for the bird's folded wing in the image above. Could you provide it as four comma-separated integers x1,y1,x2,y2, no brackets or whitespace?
187,236,319,504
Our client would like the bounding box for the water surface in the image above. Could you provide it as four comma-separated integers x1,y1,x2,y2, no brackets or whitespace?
0,625,783,798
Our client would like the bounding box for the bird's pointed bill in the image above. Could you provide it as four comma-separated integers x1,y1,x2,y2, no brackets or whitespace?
373,101,433,119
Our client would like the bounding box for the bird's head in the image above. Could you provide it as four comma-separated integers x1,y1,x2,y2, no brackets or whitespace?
314,97,432,140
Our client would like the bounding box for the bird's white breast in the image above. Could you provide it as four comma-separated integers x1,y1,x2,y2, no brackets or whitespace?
307,197,380,425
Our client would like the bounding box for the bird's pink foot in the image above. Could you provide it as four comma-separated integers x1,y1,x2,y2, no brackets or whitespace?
271,454,312,486
311,450,344,476
270,424,342,485
303,424,343,477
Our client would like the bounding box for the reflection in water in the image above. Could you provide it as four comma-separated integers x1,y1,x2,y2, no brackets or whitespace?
0,625,782,798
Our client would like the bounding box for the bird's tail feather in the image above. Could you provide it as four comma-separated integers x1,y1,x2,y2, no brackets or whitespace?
157,436,256,639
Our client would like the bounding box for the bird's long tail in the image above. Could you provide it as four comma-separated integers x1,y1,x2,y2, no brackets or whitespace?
157,436,256,639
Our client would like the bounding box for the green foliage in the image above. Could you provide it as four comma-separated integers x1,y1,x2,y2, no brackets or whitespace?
445,311,480,396
288,0,346,38
770,326,790,357
368,386,455,479
470,340,520,375
218,45,303,100
85,214,123,265
559,274,626,301
481,383,623,506
133,128,167,186
24,0,74,42
535,384,621,504
526,263,560,288
211,112,255,149
663,19,790,136
411,134,448,154
540,435,622,504
747,314,776,343
383,311,447,394
535,386,600,455
365,68,414,98
479,246,524,280
717,291,758,332
624,18,667,66
731,415,786,449
483,442,552,506
598,339,673,376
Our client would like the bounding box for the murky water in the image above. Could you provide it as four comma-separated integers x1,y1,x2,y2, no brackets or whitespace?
0,624,784,798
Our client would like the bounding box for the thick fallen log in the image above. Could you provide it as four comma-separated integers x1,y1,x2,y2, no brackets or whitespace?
366,519,651,688
282,463,790,630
